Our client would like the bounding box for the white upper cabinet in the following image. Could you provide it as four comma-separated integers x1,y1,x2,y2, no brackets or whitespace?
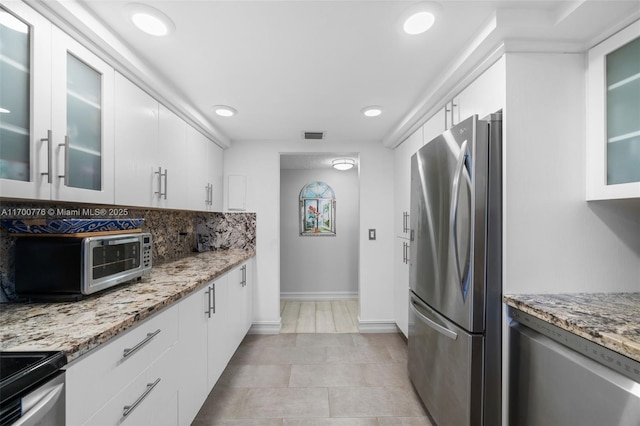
587,20,640,200
394,127,423,238
0,4,50,200
114,73,159,208
0,3,114,203
453,56,506,125
158,105,189,209
187,127,223,211
208,141,224,212
51,27,114,204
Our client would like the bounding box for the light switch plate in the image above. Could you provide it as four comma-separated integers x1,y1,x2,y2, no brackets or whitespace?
368,229,376,240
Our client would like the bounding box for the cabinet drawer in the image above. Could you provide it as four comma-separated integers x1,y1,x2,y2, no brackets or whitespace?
84,346,178,426
66,305,178,425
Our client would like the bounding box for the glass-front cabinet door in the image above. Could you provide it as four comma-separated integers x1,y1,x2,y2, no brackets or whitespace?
588,20,640,200
52,28,114,204
0,2,52,200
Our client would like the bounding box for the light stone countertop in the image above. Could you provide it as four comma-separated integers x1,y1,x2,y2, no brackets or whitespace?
0,249,255,362
504,293,640,363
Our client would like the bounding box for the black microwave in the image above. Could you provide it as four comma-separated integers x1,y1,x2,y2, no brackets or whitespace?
15,233,152,301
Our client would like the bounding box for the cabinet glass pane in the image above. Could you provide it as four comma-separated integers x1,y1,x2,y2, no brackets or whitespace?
67,54,101,190
606,36,640,185
0,8,30,181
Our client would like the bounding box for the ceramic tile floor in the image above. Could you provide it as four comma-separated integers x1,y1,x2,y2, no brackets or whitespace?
192,333,433,426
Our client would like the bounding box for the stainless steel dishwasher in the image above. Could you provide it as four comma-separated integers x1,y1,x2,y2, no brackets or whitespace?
0,352,66,426
509,309,640,426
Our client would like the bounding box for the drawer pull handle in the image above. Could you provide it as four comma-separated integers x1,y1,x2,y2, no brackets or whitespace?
123,329,161,358
122,378,161,417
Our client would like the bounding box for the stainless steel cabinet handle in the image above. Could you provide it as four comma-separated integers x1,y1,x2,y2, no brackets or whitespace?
402,242,406,264
58,135,69,185
205,286,212,318
410,296,458,340
209,184,214,206
122,378,161,417
205,183,211,205
211,283,216,314
122,329,161,358
40,130,53,183
241,265,247,287
404,242,410,265
445,101,451,130
155,167,167,199
450,101,458,126
163,168,168,199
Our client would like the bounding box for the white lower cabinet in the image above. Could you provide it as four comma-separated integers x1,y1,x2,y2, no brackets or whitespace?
84,346,178,426
177,286,209,425
65,304,179,426
178,260,254,425
65,258,255,426
394,237,410,337
227,260,253,348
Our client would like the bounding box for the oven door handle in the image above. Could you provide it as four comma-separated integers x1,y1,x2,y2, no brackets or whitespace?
14,382,64,426
102,237,140,246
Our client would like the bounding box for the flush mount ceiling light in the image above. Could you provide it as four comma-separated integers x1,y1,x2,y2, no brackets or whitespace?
362,106,383,117
400,2,441,35
127,3,175,36
332,158,356,171
0,108,10,114
213,105,237,117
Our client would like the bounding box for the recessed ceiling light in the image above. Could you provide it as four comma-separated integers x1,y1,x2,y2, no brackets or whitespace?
332,159,356,171
362,106,383,117
0,108,10,114
127,4,175,36
400,2,441,36
404,11,435,35
214,105,237,117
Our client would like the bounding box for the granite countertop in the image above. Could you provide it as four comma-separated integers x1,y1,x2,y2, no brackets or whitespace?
0,249,254,362
504,293,640,363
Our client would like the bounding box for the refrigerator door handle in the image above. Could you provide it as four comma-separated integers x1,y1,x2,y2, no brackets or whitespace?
450,139,470,289
410,295,458,340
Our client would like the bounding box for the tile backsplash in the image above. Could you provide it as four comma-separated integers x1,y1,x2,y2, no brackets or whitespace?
0,199,255,302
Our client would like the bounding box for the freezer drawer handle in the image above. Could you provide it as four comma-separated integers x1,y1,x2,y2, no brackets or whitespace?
410,298,458,340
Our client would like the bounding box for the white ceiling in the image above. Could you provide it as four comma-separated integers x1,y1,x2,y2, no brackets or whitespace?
43,1,640,147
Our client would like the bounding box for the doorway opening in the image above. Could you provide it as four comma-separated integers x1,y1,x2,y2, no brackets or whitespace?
279,153,360,333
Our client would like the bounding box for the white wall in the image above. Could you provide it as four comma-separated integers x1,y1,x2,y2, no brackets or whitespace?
504,52,640,294
224,141,394,332
280,168,359,296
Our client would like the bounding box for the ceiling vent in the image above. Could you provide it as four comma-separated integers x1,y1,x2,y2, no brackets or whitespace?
303,131,325,141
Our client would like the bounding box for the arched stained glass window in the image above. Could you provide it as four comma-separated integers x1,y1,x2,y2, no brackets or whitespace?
300,181,336,236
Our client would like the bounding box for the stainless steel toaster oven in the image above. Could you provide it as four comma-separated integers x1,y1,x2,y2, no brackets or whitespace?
15,233,152,301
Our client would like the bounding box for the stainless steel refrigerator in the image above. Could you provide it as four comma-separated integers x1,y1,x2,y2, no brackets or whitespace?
408,112,502,426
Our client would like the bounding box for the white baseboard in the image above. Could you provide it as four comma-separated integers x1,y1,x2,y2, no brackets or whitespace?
358,319,399,333
280,291,358,301
249,321,281,334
